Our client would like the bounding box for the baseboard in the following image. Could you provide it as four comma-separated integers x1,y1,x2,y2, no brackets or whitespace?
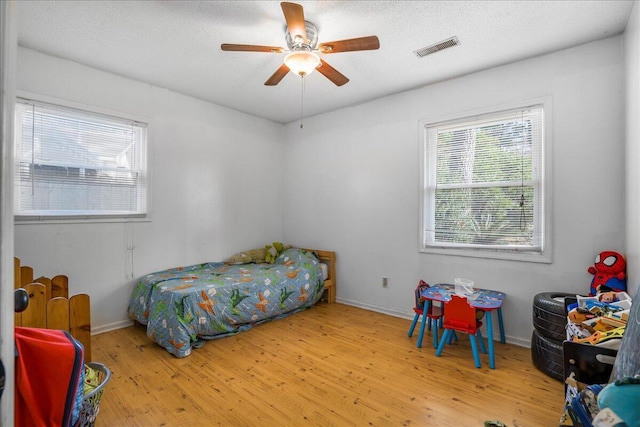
336,297,414,320
336,296,528,348
92,319,134,335
508,335,531,348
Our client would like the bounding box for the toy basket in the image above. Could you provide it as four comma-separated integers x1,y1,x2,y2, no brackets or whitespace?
79,362,111,427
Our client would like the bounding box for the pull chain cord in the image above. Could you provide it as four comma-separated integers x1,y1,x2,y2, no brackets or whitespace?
125,221,136,279
519,194,526,231
300,75,305,129
519,110,526,231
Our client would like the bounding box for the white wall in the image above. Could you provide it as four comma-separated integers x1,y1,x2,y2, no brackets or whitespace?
282,36,626,346
15,48,285,332
14,34,630,346
625,2,640,300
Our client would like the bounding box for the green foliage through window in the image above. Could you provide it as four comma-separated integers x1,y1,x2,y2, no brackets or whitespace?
423,106,544,251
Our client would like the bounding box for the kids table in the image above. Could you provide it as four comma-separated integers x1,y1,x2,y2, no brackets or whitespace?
420,283,506,369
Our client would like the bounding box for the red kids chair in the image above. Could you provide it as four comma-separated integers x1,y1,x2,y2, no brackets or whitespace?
435,295,487,368
408,280,443,348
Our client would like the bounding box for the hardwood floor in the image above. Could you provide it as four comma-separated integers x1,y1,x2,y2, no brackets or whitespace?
91,303,564,426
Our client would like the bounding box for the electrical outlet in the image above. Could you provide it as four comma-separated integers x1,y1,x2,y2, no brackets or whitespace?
382,277,388,287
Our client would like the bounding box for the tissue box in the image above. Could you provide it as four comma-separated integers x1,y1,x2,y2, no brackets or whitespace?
454,278,478,300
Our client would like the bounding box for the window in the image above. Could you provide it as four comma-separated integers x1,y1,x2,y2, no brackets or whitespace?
421,103,548,260
14,98,148,220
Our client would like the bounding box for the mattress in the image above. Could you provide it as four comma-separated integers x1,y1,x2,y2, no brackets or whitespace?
128,248,325,357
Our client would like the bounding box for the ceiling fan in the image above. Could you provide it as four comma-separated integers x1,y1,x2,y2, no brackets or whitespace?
221,2,380,87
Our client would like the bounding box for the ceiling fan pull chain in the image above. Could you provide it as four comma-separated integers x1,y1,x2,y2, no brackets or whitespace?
300,75,305,129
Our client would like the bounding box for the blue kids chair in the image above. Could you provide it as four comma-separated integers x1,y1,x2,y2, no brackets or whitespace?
408,280,443,348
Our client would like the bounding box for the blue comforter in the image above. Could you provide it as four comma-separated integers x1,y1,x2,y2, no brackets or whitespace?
128,248,325,357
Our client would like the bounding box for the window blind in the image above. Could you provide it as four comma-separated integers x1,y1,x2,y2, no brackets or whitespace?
424,105,544,251
14,99,148,218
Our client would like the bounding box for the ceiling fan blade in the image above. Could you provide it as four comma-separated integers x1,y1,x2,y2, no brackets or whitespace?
221,44,284,53
281,2,307,42
316,59,349,86
265,63,291,86
318,36,380,54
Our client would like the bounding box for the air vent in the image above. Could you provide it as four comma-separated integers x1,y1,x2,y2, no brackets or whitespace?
414,37,460,58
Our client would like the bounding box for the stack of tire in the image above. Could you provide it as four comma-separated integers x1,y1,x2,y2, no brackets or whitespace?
531,292,574,381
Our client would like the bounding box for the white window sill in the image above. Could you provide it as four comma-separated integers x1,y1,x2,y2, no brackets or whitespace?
15,215,151,225
420,246,552,263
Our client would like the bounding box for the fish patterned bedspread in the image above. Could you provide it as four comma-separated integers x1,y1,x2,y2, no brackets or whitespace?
128,248,325,357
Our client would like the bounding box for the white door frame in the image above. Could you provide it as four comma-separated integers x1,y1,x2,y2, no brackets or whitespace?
0,0,16,425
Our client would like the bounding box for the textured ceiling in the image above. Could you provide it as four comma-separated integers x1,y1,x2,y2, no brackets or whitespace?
15,1,635,124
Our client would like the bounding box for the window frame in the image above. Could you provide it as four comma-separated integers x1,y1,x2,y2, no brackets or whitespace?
419,97,552,263
13,93,152,223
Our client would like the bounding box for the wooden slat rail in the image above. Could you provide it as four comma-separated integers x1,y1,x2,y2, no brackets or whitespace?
19,283,47,329
34,276,52,301
70,294,92,361
47,297,70,331
14,257,92,361
51,275,69,299
20,265,33,288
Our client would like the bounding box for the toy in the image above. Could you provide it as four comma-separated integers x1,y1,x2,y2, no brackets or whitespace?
265,242,290,264
226,247,267,265
588,251,627,296
585,299,624,313
573,326,625,345
568,307,596,324
226,242,292,265
597,291,619,303
84,364,100,395
596,375,640,427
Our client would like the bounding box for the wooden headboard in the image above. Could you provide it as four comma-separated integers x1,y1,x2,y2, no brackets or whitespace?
307,249,336,304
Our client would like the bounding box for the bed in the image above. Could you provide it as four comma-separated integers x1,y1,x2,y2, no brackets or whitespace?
128,248,335,357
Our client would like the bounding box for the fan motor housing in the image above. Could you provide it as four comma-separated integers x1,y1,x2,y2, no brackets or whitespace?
285,21,318,51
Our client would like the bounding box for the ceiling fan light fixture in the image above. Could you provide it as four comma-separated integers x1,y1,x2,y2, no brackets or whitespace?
221,3,378,87
284,50,320,77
